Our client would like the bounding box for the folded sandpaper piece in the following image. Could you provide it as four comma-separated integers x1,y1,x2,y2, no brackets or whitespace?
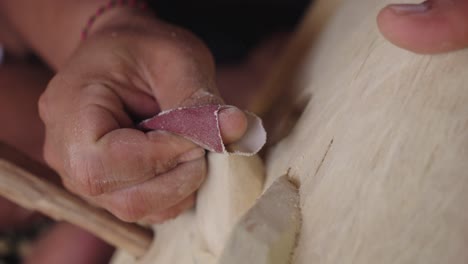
139,105,266,156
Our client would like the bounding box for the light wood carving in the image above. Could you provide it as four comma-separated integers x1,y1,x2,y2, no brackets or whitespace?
263,0,468,263
111,153,265,263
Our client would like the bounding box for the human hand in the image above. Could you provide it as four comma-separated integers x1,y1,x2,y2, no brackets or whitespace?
38,13,248,224
377,0,468,54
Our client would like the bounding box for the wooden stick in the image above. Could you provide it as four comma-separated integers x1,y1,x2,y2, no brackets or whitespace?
0,142,153,258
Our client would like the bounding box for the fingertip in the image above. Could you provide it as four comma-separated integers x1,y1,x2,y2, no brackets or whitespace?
178,147,206,163
218,106,248,144
377,2,432,53
377,0,468,54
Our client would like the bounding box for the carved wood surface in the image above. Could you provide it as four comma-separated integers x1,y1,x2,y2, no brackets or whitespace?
264,0,468,263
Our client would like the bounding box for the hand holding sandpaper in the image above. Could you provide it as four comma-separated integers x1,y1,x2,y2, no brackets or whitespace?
38,17,264,225
139,105,266,156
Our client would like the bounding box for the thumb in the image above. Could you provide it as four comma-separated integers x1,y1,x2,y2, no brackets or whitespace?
377,0,468,54
182,90,249,145
218,106,248,144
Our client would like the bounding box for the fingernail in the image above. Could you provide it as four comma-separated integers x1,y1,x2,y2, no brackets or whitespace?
147,130,171,138
219,105,241,117
218,106,248,144
388,1,431,15
178,148,206,163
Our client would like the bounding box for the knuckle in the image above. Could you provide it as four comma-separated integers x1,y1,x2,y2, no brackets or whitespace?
172,29,210,56
68,154,107,196
153,157,177,176
38,75,62,124
37,92,51,123
145,149,179,176
190,159,207,186
175,160,207,196
153,32,213,69
111,195,147,222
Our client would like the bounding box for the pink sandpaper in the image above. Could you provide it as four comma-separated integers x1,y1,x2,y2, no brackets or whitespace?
139,105,266,155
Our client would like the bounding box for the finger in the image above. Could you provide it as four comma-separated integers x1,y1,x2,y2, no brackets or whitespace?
93,158,206,222
377,0,468,54
43,84,205,196
63,129,204,196
141,194,196,224
218,106,248,144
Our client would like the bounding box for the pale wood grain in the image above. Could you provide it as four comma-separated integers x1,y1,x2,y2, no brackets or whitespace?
264,0,468,263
